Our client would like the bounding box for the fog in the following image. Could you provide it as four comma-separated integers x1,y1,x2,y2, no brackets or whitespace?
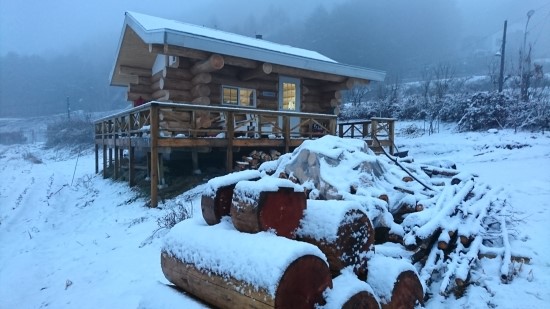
0,0,549,116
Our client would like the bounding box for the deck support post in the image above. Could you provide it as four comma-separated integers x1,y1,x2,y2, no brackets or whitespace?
388,119,395,155
191,150,199,173
95,144,99,174
226,112,235,172
150,103,160,208
114,142,119,179
129,143,135,187
284,116,290,154
102,145,107,179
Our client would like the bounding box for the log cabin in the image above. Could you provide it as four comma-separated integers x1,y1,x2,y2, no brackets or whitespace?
95,12,387,207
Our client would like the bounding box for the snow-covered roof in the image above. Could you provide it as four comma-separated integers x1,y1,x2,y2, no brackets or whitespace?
111,12,385,86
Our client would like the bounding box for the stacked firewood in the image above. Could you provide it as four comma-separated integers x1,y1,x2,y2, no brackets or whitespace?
235,149,281,171
161,136,518,308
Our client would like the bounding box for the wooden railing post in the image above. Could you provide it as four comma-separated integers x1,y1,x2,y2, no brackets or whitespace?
283,116,290,154
149,103,160,208
95,144,99,174
389,119,395,155
371,118,379,148
338,122,343,137
226,112,235,172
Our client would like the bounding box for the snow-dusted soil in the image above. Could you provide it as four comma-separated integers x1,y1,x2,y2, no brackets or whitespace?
1,123,549,308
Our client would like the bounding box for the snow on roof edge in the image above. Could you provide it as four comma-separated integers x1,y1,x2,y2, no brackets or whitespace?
123,11,386,82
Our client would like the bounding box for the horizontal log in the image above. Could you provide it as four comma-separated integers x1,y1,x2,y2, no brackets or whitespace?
128,83,152,94
190,54,225,75
201,170,262,225
192,96,211,105
126,92,152,102
297,200,375,280
240,63,273,81
162,44,259,69
137,76,152,85
163,67,193,81
152,89,192,102
271,64,346,83
160,78,193,90
161,219,331,308
192,72,212,85
211,75,277,91
159,110,192,122
119,65,150,76
231,178,306,238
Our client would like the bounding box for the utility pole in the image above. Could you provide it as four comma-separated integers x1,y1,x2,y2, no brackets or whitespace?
498,20,507,93
67,96,71,120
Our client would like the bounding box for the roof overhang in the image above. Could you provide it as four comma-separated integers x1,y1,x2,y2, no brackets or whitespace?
110,12,386,87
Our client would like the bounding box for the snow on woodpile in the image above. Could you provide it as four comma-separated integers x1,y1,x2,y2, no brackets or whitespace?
161,135,517,308
202,169,261,198
162,217,326,296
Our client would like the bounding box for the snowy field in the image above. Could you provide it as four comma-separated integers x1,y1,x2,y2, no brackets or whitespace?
1,122,549,308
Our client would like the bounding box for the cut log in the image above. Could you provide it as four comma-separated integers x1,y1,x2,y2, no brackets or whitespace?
231,178,306,238
191,83,211,97
240,63,273,81
190,54,225,75
161,219,332,309
367,255,424,309
320,271,380,309
192,72,212,85
296,200,375,280
201,170,262,225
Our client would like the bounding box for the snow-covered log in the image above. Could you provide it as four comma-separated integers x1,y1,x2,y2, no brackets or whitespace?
367,255,424,309
201,170,261,225
161,219,332,309
296,200,375,280
319,269,380,309
231,177,306,238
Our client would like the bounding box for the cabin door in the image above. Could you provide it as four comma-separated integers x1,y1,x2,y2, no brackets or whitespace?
278,76,301,135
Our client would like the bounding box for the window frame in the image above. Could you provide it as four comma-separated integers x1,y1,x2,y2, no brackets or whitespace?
221,85,256,108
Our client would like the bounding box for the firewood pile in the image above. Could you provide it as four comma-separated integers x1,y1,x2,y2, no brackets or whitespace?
161,135,519,308
235,149,281,171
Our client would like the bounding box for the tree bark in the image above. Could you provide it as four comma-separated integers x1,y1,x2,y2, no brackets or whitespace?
161,251,331,309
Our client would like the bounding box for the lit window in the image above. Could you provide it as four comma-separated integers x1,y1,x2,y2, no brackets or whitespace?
222,86,255,107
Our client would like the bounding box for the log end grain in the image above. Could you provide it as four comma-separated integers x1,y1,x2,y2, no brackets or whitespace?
201,185,236,225
259,189,307,238
385,270,423,309
275,255,332,309
342,291,381,309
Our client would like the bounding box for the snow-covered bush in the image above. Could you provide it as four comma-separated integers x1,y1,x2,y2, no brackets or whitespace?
458,92,511,131
46,117,93,147
0,131,26,144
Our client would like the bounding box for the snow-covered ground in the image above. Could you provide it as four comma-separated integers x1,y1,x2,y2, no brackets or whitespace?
1,122,549,308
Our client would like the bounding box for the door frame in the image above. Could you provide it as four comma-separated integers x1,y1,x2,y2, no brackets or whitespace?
278,76,301,134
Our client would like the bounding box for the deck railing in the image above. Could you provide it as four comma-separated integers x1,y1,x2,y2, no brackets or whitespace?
338,117,396,155
95,102,336,144
94,102,337,207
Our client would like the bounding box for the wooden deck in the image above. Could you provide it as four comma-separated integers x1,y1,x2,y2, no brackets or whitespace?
94,102,396,207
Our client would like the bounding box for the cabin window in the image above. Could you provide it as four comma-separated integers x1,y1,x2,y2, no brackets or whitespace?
222,86,256,107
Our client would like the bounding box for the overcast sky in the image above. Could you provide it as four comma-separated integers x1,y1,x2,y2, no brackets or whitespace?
0,0,548,59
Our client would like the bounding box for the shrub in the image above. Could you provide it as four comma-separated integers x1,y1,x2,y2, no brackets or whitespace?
458,92,511,131
46,117,93,147
0,131,27,145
